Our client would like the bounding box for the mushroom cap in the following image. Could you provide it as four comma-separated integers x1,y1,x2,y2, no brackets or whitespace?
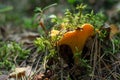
58,23,95,54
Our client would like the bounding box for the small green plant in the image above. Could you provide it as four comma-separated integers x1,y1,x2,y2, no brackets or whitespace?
51,4,106,30
34,3,57,23
23,17,38,30
0,5,13,13
34,36,57,62
0,41,30,70
34,37,52,52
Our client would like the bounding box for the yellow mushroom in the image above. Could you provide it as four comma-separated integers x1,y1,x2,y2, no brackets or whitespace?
58,23,95,65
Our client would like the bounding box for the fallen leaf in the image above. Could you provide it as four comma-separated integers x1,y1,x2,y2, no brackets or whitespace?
9,66,32,79
110,24,120,38
34,73,45,80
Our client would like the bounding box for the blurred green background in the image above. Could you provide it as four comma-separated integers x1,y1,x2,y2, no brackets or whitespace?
0,0,120,30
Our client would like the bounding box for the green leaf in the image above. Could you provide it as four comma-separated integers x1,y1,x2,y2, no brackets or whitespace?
0,6,13,13
67,0,75,4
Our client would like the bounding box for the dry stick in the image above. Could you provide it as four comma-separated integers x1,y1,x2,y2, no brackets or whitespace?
111,57,120,79
110,53,120,77
31,49,49,79
91,35,98,80
39,21,48,35
96,54,114,79
56,44,64,80
33,55,42,75
31,51,44,77
90,40,94,79
34,47,48,74
112,61,120,73
60,59,64,80
101,59,118,80
27,50,40,79
31,60,41,78
14,53,18,66
95,41,109,78
92,75,106,80
21,76,26,80
98,41,102,78
30,54,46,80
115,72,120,78
113,72,120,79
33,52,41,70
103,68,117,80
111,39,115,54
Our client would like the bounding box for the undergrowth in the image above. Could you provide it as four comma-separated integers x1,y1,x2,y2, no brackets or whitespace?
0,41,30,71
33,4,120,80
0,3,120,80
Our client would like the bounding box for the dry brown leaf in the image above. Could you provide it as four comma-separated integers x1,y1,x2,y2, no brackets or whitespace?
9,66,32,79
110,24,120,38
34,73,45,80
